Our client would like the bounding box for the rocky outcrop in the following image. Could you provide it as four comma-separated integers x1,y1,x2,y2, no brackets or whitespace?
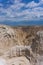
0,25,43,65
0,25,16,55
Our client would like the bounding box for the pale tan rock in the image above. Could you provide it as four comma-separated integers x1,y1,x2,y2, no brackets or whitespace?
0,58,7,65
0,25,43,65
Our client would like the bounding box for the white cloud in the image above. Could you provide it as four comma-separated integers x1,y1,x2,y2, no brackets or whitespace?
0,0,43,22
15,0,21,3
26,1,39,8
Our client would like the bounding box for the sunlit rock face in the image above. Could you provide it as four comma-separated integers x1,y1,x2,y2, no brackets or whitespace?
0,25,16,55
0,58,7,65
0,25,43,65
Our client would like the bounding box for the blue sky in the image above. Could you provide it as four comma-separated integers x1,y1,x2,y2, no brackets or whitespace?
0,0,43,22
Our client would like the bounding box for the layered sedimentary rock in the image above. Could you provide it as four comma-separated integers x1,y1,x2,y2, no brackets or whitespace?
0,25,43,65
0,25,15,55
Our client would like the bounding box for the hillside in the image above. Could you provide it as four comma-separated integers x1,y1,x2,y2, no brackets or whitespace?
0,25,43,65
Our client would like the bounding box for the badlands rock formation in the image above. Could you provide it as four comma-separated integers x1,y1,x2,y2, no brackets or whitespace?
0,25,15,55
0,25,43,65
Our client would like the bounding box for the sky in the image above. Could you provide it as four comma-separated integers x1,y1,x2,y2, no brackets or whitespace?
0,0,43,22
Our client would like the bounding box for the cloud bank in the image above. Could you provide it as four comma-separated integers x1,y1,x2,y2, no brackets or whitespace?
0,0,43,22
